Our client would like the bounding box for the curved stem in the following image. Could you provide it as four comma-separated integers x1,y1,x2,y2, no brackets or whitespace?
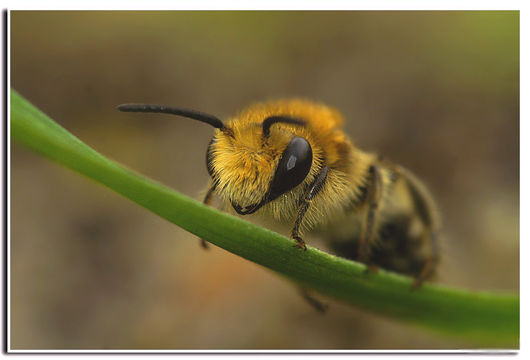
10,89,519,347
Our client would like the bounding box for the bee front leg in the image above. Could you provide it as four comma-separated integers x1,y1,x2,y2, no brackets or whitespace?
199,182,217,249
291,202,310,251
290,165,329,251
358,165,384,267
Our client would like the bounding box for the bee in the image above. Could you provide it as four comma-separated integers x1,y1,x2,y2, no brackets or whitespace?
118,99,440,297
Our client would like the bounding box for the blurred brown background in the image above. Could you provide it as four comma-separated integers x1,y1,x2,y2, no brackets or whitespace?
10,11,519,349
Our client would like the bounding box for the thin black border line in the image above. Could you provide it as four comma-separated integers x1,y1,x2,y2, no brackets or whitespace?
3,7,8,355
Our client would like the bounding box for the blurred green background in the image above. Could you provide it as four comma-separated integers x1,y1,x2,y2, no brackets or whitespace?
10,11,519,349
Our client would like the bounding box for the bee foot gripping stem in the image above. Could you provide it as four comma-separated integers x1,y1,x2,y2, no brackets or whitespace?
364,263,379,274
411,279,422,290
411,253,437,290
292,236,307,251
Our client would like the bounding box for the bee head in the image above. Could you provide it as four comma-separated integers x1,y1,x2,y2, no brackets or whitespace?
207,113,314,215
117,101,323,216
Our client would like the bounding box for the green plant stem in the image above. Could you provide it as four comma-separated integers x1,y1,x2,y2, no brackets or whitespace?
10,89,519,347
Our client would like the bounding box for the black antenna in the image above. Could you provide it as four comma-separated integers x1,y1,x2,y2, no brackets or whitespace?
262,116,305,138
117,104,225,130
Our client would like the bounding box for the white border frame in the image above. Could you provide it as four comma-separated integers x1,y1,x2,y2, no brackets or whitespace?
5,4,523,355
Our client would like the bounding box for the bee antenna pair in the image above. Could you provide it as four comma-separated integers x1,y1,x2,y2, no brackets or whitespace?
117,104,305,138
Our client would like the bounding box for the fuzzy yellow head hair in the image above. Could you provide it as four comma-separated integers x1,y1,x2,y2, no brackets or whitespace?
208,100,349,214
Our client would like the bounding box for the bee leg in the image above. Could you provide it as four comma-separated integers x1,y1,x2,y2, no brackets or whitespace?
291,166,329,251
399,166,441,289
199,182,217,249
411,230,439,290
358,165,384,268
364,264,379,274
299,288,328,313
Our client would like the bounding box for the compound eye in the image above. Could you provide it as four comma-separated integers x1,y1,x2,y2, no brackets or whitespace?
268,137,313,201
